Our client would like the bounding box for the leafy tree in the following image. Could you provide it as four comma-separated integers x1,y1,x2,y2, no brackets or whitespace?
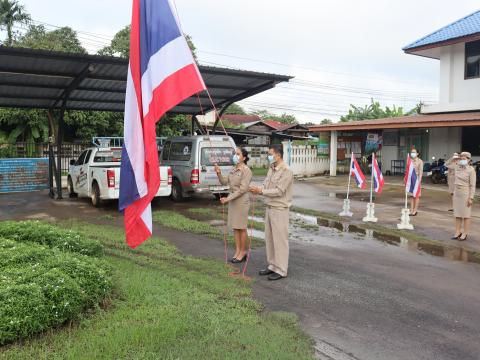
98,25,197,60
251,110,296,124
97,25,130,58
223,103,246,115
0,0,30,46
156,114,192,137
340,99,404,122
320,119,332,124
14,24,86,53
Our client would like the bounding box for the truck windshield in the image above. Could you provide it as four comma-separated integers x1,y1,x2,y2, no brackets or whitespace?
94,149,122,163
201,147,234,166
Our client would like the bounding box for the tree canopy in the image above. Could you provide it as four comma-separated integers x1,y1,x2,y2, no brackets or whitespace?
250,110,296,124
0,0,30,46
223,103,246,115
340,99,405,122
14,24,86,53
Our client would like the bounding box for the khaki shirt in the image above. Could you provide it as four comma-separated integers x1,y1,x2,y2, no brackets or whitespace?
445,157,457,194
454,165,476,200
261,162,294,209
219,164,252,202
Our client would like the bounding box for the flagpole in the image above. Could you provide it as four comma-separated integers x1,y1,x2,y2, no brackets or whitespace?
397,156,414,230
346,152,353,200
369,153,374,204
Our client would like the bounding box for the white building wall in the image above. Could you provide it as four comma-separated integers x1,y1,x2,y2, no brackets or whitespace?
425,43,480,113
427,127,462,160
381,145,398,174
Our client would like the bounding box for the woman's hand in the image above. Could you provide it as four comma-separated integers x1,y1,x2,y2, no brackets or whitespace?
467,198,473,207
214,164,221,175
249,185,262,194
220,197,228,204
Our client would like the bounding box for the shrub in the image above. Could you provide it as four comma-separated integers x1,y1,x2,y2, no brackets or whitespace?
0,221,102,257
0,224,112,345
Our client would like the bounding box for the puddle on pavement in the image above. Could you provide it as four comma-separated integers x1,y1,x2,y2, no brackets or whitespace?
288,212,480,266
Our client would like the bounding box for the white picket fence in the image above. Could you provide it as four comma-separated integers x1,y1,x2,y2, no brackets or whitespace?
283,142,330,177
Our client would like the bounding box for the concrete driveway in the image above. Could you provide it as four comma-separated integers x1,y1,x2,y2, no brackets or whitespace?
1,190,480,360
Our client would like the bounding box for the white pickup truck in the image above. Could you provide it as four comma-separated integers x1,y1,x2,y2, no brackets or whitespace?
67,145,172,207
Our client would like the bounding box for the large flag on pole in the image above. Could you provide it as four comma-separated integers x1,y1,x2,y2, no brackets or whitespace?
372,154,384,194
119,0,206,248
350,154,366,189
404,156,421,198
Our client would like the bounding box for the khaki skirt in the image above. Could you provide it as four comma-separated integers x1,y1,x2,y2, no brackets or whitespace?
227,193,250,230
453,187,472,219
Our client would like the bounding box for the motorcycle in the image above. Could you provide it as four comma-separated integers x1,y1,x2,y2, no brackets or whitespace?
428,156,448,184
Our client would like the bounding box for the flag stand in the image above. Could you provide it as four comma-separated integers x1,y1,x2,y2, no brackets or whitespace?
397,191,414,230
363,153,378,222
339,154,353,217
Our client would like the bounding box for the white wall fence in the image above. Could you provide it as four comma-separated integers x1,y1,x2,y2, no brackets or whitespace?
242,145,269,168
283,142,330,177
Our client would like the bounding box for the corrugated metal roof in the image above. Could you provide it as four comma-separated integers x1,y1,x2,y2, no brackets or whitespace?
403,10,480,50
0,46,292,113
308,112,480,131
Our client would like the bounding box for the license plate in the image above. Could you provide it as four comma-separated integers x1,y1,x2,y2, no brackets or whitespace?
210,186,226,191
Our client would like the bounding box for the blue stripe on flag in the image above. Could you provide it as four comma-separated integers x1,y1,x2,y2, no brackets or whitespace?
409,171,417,193
119,145,141,211
140,0,182,76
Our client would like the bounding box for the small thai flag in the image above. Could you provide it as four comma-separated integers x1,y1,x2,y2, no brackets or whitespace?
350,153,366,189
404,156,421,198
372,154,384,194
119,0,206,249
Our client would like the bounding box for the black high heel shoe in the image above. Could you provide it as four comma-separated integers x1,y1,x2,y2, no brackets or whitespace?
459,235,468,241
231,254,247,263
451,234,462,240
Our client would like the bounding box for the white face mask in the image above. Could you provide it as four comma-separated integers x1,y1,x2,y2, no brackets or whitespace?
459,159,468,166
232,154,240,165
410,152,418,159
267,155,275,164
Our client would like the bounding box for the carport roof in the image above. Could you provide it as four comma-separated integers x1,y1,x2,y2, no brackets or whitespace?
0,46,292,113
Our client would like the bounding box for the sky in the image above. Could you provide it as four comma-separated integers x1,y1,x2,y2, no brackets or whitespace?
11,0,480,123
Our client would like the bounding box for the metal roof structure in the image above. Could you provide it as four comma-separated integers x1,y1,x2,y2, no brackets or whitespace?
0,46,292,200
308,112,480,132
403,10,480,57
0,46,292,114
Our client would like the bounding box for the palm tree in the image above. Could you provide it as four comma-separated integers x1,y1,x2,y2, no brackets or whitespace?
0,0,30,46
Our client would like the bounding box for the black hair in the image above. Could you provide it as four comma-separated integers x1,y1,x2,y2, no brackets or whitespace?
269,144,283,158
239,147,249,165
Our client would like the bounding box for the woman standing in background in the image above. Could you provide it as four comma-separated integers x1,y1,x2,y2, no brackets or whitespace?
452,152,476,241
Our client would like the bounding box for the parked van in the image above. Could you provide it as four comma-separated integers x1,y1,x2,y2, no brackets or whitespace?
161,135,236,201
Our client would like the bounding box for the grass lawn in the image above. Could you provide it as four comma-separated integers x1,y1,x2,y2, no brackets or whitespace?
0,221,313,359
154,210,264,247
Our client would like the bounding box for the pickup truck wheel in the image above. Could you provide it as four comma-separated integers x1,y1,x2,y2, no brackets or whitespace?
91,182,102,207
170,179,183,202
67,176,77,198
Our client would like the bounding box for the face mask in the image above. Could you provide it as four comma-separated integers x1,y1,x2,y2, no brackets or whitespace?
232,154,239,165
459,159,468,166
267,155,275,164
410,153,417,159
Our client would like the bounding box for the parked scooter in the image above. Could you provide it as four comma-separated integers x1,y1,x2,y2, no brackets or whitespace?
473,161,480,183
429,156,448,184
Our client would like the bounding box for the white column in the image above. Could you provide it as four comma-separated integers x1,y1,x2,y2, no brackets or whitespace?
329,130,337,176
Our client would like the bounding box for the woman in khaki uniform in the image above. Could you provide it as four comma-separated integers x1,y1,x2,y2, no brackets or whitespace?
452,152,476,241
215,148,252,263
409,148,424,216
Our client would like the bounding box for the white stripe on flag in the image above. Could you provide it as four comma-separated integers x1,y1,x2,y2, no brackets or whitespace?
124,66,148,198
141,203,152,233
141,36,196,115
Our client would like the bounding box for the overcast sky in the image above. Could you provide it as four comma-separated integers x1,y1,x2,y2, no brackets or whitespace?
14,0,480,123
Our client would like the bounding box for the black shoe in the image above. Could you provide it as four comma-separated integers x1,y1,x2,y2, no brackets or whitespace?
451,234,462,240
232,255,247,263
259,269,274,276
268,272,284,281
410,212,418,216
459,235,468,241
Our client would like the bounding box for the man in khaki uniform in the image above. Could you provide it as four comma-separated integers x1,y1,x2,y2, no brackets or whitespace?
250,144,293,281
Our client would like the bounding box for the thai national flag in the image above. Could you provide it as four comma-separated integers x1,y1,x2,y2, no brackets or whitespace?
404,156,421,198
119,0,206,248
350,153,366,189
372,154,384,194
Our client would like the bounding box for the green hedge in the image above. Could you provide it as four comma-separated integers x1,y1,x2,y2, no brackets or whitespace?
0,222,112,345
0,221,102,257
